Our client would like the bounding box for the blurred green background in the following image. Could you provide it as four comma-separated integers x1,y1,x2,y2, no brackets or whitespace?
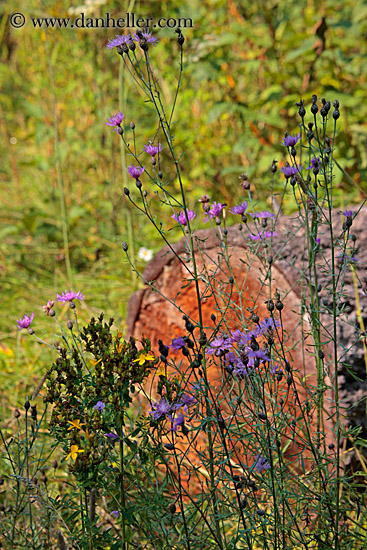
1,0,367,415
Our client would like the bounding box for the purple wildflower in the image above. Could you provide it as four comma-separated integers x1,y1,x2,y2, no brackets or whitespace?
106,35,133,50
16,313,34,331
280,164,302,178
230,201,248,215
253,454,271,474
93,401,105,413
281,133,300,147
171,209,196,226
316,238,321,246
105,432,120,441
225,353,250,377
127,164,145,180
308,157,321,171
204,202,226,223
144,143,163,156
149,398,174,421
178,393,196,409
247,349,271,362
57,290,85,303
250,231,278,240
105,111,125,132
133,31,159,45
238,327,262,347
169,412,186,432
337,254,359,270
250,211,275,220
233,361,250,377
111,510,120,518
206,336,231,356
170,337,186,352
260,317,281,333
42,300,54,316
228,329,246,344
342,210,353,218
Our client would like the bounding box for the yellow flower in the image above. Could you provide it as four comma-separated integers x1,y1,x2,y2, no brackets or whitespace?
133,352,155,366
66,444,84,461
67,419,86,431
90,358,102,366
116,342,123,353
156,364,167,377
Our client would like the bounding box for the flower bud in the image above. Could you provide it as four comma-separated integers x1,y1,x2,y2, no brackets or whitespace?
122,241,128,252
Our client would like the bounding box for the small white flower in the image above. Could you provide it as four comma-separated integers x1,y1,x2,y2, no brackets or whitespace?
138,247,153,262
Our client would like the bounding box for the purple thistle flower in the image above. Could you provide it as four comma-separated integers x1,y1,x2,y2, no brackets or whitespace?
308,156,321,171
171,209,196,226
111,510,120,518
56,290,85,303
342,210,353,218
205,336,231,356
149,397,174,421
133,31,159,45
253,454,271,473
105,111,125,132
170,337,186,352
250,211,276,220
105,432,120,441
204,201,225,223
249,231,277,240
178,393,196,409
16,313,34,331
93,401,105,413
228,329,246,344
127,164,145,180
238,327,262,347
144,143,163,156
229,201,248,215
233,361,250,377
106,35,133,50
168,412,186,432
260,317,281,333
280,164,302,178
247,349,271,362
42,300,54,316
281,133,300,147
337,254,359,270
225,352,250,377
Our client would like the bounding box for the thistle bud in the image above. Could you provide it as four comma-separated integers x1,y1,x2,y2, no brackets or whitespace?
57,530,67,550
89,488,97,523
